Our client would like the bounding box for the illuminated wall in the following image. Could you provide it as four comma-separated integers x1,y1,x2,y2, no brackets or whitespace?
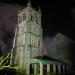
12,1,43,68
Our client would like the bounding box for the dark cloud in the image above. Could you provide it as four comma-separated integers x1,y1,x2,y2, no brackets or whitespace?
0,3,18,30
70,8,75,23
0,3,18,53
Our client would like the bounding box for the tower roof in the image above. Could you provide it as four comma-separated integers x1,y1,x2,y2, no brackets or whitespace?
27,0,31,7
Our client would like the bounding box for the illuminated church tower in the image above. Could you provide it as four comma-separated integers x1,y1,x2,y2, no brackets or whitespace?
12,0,43,69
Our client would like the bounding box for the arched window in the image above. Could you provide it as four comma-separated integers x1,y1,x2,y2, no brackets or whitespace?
38,40,40,47
36,15,39,24
18,15,22,24
31,15,33,21
18,15,20,24
37,16,41,25
23,13,26,21
31,14,37,22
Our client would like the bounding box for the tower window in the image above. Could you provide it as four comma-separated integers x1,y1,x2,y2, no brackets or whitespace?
38,40,40,46
18,16,20,24
23,13,26,21
36,16,38,24
31,15,33,21
31,39,34,46
18,15,22,24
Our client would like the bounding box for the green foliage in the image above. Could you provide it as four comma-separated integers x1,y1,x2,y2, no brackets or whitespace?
10,63,17,67
0,52,11,66
0,52,27,75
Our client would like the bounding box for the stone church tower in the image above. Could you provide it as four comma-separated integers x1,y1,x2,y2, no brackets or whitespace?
11,0,43,69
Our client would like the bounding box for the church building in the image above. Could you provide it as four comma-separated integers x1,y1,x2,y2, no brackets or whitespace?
11,0,43,71
10,0,71,75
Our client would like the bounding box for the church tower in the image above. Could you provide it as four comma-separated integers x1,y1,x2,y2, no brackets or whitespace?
12,0,43,69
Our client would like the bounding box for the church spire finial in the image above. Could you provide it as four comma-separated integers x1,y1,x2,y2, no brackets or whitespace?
27,0,31,7
38,6,41,13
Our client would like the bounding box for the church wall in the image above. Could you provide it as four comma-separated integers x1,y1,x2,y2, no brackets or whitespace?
16,34,25,47
12,1,43,72
15,46,24,67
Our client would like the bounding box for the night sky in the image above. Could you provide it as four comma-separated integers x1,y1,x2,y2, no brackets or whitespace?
0,0,75,55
